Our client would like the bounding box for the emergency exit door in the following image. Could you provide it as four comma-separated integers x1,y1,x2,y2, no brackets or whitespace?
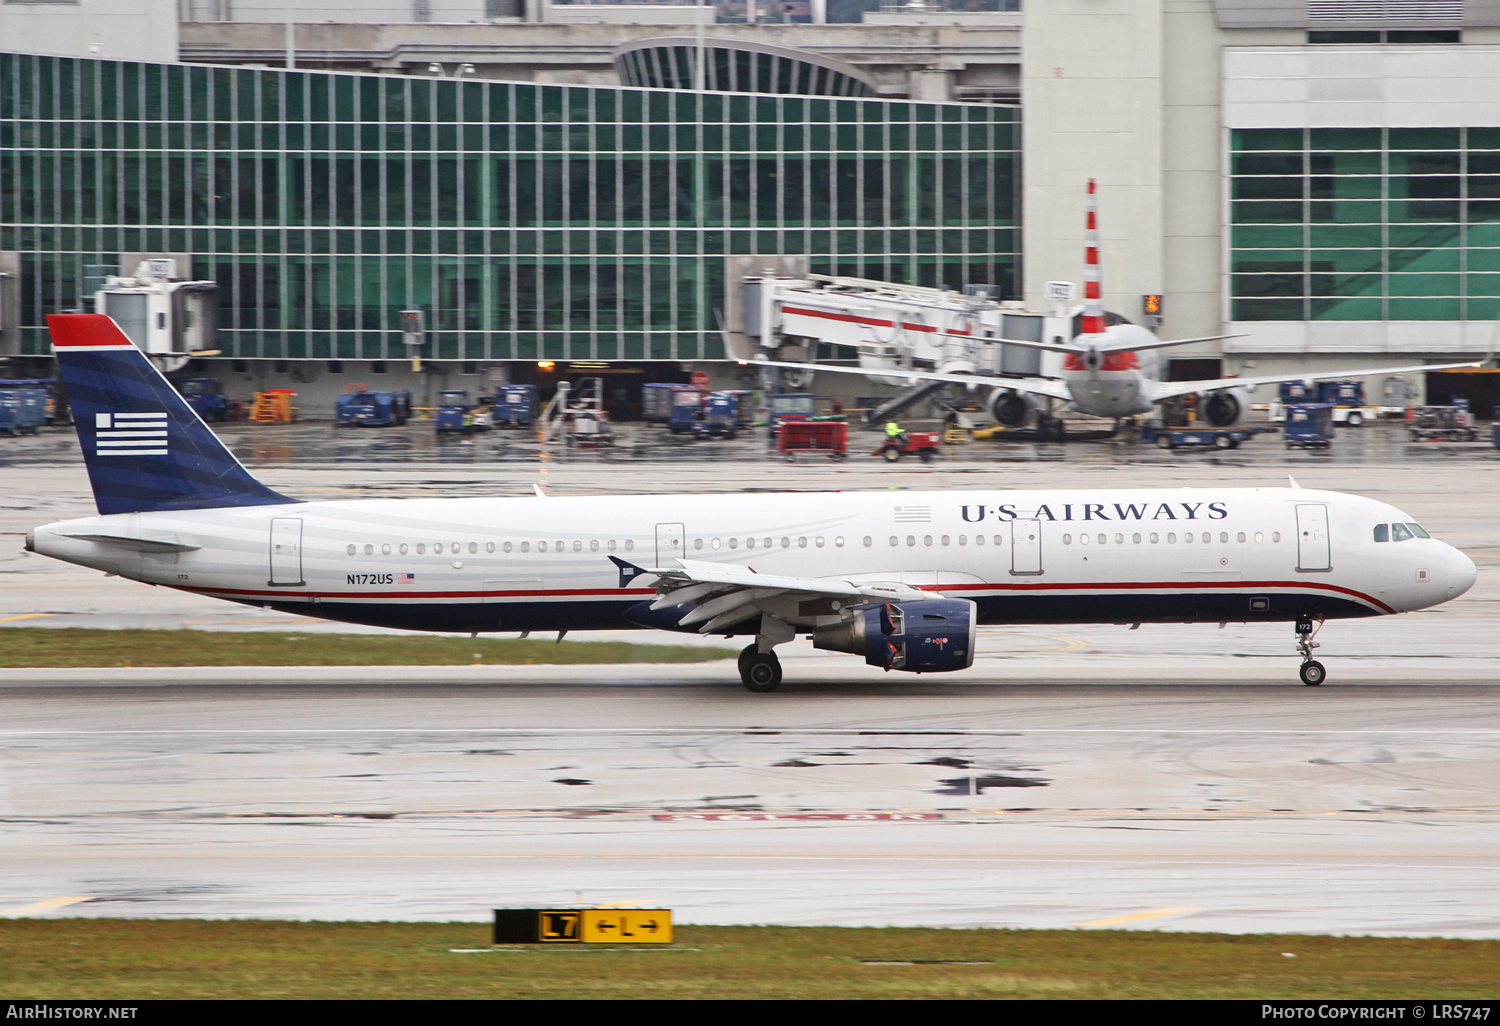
269,517,304,586
1295,504,1331,572
1010,518,1043,575
656,522,685,567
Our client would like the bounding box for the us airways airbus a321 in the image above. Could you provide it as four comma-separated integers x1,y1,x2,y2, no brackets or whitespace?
27,314,1476,691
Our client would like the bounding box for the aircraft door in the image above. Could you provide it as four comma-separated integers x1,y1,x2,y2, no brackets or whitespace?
1010,518,1043,575
269,516,305,586
1295,503,1331,572
656,522,685,567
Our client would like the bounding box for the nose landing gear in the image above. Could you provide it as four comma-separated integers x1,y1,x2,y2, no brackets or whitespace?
1295,617,1325,686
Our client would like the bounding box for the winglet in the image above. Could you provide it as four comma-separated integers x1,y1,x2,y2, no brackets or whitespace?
608,554,655,589
533,483,547,498
1288,474,1301,490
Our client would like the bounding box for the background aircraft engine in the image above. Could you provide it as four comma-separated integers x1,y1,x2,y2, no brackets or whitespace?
989,390,1036,428
1203,388,1249,428
812,598,977,673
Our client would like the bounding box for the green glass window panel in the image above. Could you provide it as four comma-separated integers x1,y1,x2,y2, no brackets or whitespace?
1468,249,1500,271
1232,201,1303,223
1389,128,1460,150
1232,251,1304,271
1233,225,1303,248
1232,273,1302,298
1389,151,1460,176
1309,250,1383,274
1310,297,1383,319
1469,175,1500,198
1232,128,1303,151
1234,152,1305,176
1309,176,1379,199
1232,298,1305,320
1467,297,1500,318
1397,247,1461,271
1310,200,1382,223
1388,297,1460,318
1310,224,1383,247
1466,200,1500,223
1388,273,1458,296
1466,272,1500,294
1309,273,1380,297
1233,177,1304,200
1389,224,1461,247
1310,128,1381,151
1468,128,1500,149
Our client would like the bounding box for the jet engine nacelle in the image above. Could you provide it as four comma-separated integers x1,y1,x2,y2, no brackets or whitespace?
813,598,977,673
989,389,1036,428
1202,388,1249,428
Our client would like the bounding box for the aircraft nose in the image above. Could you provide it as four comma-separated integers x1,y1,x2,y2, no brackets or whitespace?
1448,547,1478,600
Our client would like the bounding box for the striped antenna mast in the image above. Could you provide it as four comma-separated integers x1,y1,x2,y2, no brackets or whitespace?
1082,178,1106,336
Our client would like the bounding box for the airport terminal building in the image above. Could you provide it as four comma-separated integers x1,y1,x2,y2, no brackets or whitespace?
6,0,1500,406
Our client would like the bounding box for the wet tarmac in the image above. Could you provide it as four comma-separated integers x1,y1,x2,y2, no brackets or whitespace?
1,415,1497,473
2,416,1499,934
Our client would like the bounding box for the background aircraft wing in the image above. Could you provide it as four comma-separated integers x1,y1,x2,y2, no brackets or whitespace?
645,558,925,635
1147,359,1484,404
747,358,1075,403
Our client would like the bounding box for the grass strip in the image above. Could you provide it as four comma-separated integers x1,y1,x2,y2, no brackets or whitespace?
1,921,1496,999
0,628,734,668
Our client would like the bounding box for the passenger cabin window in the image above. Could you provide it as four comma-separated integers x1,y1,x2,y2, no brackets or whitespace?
1374,524,1389,543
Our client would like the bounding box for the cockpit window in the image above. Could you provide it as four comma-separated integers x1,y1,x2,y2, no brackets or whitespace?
1373,524,1389,543
1391,523,1414,542
1406,523,1430,538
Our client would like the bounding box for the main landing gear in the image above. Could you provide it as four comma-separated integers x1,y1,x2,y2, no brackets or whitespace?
739,644,782,693
1295,617,1326,686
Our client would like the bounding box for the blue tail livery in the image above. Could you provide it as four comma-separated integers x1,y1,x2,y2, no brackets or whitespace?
47,314,295,515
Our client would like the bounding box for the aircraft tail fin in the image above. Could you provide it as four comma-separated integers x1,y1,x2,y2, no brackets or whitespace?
46,313,296,516
1081,179,1106,336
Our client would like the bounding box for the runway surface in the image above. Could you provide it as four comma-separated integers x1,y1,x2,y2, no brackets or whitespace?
2,443,1498,935
3,674,1498,937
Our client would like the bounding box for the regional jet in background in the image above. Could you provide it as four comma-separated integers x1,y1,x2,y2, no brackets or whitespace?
27,314,1476,691
753,180,1484,439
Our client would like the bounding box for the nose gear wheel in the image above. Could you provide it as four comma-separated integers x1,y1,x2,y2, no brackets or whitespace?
1294,617,1325,686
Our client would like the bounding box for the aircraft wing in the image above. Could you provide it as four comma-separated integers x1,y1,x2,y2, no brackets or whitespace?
643,557,925,635
746,358,1075,403
1148,359,1485,404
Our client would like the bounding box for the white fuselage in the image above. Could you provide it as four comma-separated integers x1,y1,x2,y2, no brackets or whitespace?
29,486,1474,635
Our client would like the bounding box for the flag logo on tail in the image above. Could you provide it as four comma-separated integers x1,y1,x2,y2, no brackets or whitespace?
94,411,168,456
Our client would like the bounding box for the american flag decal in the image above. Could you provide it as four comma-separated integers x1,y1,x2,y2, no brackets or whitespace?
398,573,416,583
893,505,931,523
94,412,168,456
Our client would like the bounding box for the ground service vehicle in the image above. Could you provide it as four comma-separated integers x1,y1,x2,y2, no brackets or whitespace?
877,430,941,462
31,313,1479,694
1285,403,1335,449
178,378,231,422
1409,405,1479,442
693,392,739,439
642,384,705,426
494,385,539,428
0,387,47,435
336,389,411,427
778,418,846,461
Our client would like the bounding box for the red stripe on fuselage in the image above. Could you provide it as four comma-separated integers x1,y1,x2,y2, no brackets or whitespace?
173,578,1394,614
1063,351,1140,372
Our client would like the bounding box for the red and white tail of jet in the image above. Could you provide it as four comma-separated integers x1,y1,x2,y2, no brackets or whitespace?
1081,178,1107,338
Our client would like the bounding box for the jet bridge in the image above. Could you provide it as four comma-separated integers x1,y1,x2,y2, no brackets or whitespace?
734,273,1072,415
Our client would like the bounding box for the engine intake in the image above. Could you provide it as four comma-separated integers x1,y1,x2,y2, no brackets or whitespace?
989,390,1035,428
1203,389,1246,428
813,598,977,673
